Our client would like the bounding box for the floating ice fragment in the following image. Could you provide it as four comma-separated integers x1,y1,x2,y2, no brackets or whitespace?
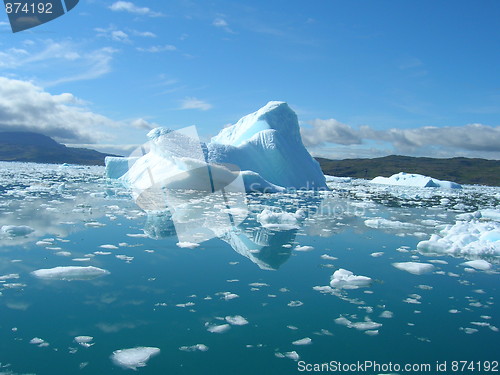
75,336,94,347
320,254,337,261
417,218,500,257
29,337,45,345
257,209,303,230
370,252,384,257
116,255,134,262
292,337,312,345
351,321,382,331
249,282,269,287
111,347,160,370
330,268,372,289
392,262,435,275
179,344,209,352
176,242,200,249
461,260,492,271
462,328,478,334
207,324,231,333
0,274,19,281
285,351,300,361
31,266,110,280
334,317,352,327
287,300,303,307
100,244,118,250
294,245,314,252
379,311,393,319
225,315,249,325
85,222,105,228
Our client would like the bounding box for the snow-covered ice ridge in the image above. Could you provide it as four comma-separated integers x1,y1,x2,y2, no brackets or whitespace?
106,101,327,193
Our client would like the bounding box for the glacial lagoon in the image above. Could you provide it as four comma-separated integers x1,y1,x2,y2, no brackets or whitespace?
0,162,498,374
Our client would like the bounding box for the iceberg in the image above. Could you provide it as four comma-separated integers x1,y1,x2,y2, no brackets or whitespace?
111,347,160,370
417,213,500,258
371,172,462,189
31,266,110,280
330,268,372,289
106,101,327,193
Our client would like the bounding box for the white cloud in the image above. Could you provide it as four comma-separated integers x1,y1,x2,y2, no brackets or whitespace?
95,26,130,43
131,118,159,130
136,45,176,53
180,97,212,111
109,1,163,17
130,30,156,38
301,118,500,159
0,77,119,143
301,119,362,146
212,17,234,33
0,39,117,86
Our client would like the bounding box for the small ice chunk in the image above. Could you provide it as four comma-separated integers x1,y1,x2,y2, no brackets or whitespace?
176,242,200,249
31,266,110,280
29,337,46,345
111,347,160,370
100,244,118,249
207,324,231,333
295,245,314,252
461,260,492,271
330,268,372,289
320,254,337,261
179,344,209,352
370,252,384,257
287,300,303,307
292,337,312,345
285,351,300,361
351,321,382,331
75,336,94,347
392,262,435,275
334,317,352,327
225,315,249,326
379,311,393,319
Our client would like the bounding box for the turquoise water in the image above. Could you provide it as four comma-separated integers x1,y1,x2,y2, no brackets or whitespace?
0,163,498,374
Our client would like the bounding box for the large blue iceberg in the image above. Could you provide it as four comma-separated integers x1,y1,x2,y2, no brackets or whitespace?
106,101,327,193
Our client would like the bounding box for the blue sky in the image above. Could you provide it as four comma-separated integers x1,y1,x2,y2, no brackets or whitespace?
0,0,499,159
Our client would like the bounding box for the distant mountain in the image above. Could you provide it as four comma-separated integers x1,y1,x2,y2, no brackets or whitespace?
0,131,120,166
316,155,500,186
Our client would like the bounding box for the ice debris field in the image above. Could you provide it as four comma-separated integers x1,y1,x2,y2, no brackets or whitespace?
0,102,499,374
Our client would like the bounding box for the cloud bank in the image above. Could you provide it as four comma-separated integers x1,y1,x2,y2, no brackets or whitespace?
301,118,500,159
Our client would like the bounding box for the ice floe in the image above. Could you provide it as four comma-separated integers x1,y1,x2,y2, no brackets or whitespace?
225,315,249,326
206,323,231,333
179,344,209,352
111,347,160,370
330,268,372,289
31,266,110,280
292,337,312,345
417,212,500,259
392,262,435,275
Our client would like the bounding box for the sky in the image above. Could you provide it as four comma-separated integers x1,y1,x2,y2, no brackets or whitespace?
0,0,499,159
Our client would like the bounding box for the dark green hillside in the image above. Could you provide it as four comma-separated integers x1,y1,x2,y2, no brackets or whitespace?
0,131,119,166
316,155,500,186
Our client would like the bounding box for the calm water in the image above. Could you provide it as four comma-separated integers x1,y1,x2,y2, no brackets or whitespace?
0,162,498,375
